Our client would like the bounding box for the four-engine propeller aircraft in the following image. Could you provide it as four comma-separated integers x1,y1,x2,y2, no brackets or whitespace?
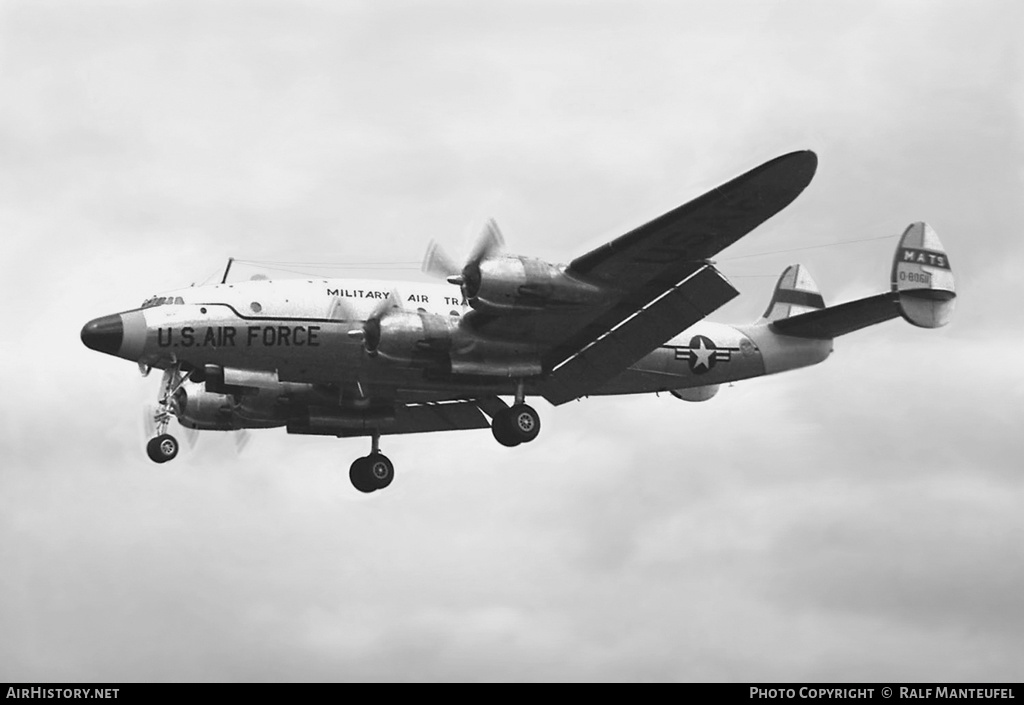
81,151,956,492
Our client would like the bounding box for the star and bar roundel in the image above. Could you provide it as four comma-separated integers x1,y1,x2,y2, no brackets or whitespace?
671,335,739,374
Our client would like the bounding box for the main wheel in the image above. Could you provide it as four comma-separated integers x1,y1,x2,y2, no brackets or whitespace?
507,404,541,443
349,457,376,493
492,411,521,447
146,434,179,463
366,453,394,489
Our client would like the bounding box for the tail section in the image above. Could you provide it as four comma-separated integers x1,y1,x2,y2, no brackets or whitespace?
760,264,825,322
769,222,955,339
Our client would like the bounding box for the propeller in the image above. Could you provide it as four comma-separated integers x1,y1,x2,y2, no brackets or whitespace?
348,289,403,355
326,294,356,322
422,219,505,299
234,429,251,454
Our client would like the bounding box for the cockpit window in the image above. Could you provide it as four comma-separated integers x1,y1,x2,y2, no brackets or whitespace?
140,296,185,308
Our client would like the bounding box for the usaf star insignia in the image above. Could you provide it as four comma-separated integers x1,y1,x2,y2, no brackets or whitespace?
673,335,737,374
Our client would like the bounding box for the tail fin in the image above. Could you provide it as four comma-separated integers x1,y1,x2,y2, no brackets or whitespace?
891,222,956,328
760,264,825,322
770,222,955,339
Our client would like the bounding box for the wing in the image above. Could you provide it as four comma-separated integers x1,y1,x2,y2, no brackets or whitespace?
464,150,819,403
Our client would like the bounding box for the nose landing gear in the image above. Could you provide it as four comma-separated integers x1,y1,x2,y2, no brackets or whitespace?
146,366,190,464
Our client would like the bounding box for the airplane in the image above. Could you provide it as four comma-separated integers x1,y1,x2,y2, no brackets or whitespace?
81,150,956,493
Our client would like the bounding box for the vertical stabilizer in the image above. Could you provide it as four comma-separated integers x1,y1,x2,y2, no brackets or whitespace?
891,222,955,328
760,264,825,322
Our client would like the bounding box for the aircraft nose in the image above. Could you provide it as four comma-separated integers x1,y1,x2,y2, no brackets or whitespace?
81,314,124,355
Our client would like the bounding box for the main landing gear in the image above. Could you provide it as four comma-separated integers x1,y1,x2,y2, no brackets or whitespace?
146,366,189,464
491,403,541,447
491,380,541,448
349,431,394,494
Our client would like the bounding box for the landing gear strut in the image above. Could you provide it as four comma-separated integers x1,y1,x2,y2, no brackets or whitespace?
349,431,394,493
491,380,541,447
146,366,189,464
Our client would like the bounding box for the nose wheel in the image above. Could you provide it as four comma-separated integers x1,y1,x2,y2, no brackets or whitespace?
349,431,395,493
147,434,180,463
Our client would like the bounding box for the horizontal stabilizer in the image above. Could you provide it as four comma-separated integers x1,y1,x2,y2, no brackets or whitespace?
772,222,955,339
770,291,899,338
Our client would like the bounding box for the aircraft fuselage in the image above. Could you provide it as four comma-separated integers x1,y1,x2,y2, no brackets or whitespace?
84,277,832,407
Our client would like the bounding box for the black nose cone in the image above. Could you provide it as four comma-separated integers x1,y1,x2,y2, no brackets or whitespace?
81,314,124,355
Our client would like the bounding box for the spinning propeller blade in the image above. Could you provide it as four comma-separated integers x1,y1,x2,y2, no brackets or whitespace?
467,219,504,269
233,429,251,454
183,426,200,449
422,219,505,294
421,240,462,280
358,289,403,354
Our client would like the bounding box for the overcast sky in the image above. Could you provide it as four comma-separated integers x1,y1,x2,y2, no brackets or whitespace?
2,0,1023,682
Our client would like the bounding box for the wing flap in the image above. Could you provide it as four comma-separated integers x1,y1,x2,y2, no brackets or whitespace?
395,401,492,434
542,265,738,405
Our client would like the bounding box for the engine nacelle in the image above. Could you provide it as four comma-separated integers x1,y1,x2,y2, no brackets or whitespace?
173,381,238,430
669,385,720,402
174,381,288,430
365,310,457,366
467,255,606,314
364,310,543,376
449,336,542,377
